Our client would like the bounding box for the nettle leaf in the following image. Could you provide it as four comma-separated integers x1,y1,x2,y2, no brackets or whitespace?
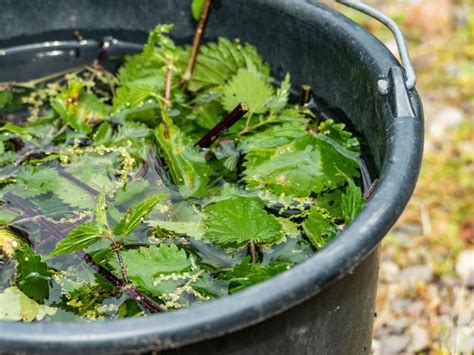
51,79,109,133
242,131,360,197
15,246,52,302
113,194,166,237
50,223,102,256
341,180,364,224
203,196,283,247
189,37,271,91
149,219,205,239
222,69,273,114
156,114,209,198
302,206,337,249
55,177,95,210
267,73,291,113
118,244,190,293
95,193,109,230
15,166,59,198
0,287,56,322
114,179,150,205
318,119,359,151
192,0,205,20
220,257,289,293
0,90,13,109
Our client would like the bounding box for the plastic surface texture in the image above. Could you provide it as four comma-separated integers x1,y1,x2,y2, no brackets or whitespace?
0,0,424,353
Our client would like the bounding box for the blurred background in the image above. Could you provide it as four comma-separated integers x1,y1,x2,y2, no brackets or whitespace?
331,0,473,353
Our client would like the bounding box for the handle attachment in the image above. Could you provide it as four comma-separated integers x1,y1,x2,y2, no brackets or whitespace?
335,0,416,95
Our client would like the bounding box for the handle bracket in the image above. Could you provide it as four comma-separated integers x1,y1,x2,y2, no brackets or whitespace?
335,0,416,95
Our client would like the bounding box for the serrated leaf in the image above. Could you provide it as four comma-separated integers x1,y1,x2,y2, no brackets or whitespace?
118,244,190,293
302,206,337,248
148,219,204,239
156,113,209,198
15,246,52,302
220,257,289,293
0,287,56,322
318,119,359,151
222,69,273,114
50,223,102,256
267,73,291,113
341,180,364,224
95,193,109,230
55,177,95,210
14,166,59,198
203,196,282,246
113,194,166,237
242,130,360,197
189,38,271,92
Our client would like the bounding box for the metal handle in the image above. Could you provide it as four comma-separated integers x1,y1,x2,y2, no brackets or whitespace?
335,0,416,95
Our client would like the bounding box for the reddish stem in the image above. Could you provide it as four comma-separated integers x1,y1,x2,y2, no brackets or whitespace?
182,0,213,89
196,102,249,148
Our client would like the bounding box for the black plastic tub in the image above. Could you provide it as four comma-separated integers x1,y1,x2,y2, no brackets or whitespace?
0,0,424,353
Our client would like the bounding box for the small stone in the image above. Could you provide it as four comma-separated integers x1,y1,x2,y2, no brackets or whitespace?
405,300,425,318
407,325,430,353
400,265,433,285
379,335,410,355
456,250,474,287
381,260,400,282
386,317,412,334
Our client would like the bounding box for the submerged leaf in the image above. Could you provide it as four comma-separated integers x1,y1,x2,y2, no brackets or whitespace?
16,246,52,302
0,287,56,322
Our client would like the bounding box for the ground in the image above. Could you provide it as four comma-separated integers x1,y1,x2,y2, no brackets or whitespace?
332,0,474,353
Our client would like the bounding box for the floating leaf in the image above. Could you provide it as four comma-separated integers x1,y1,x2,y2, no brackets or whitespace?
222,69,273,114
341,180,364,224
302,207,337,249
203,196,282,246
50,223,102,256
16,246,52,302
113,194,166,237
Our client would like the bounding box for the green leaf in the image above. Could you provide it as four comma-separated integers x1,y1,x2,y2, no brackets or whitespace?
242,130,360,197
95,193,109,230
15,246,52,302
318,119,359,151
203,196,283,246
50,223,102,256
0,90,13,109
118,244,190,293
222,69,273,114
156,113,209,198
189,37,271,92
302,206,337,249
267,73,291,113
113,194,166,237
0,287,56,322
55,177,96,210
220,257,289,293
114,179,150,205
15,166,59,198
148,219,204,239
341,180,364,224
192,0,205,20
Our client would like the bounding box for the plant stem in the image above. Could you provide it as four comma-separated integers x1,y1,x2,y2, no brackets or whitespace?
364,179,379,202
105,235,129,284
248,240,257,264
299,84,312,107
196,102,248,148
163,63,172,110
181,0,213,89
8,193,164,313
